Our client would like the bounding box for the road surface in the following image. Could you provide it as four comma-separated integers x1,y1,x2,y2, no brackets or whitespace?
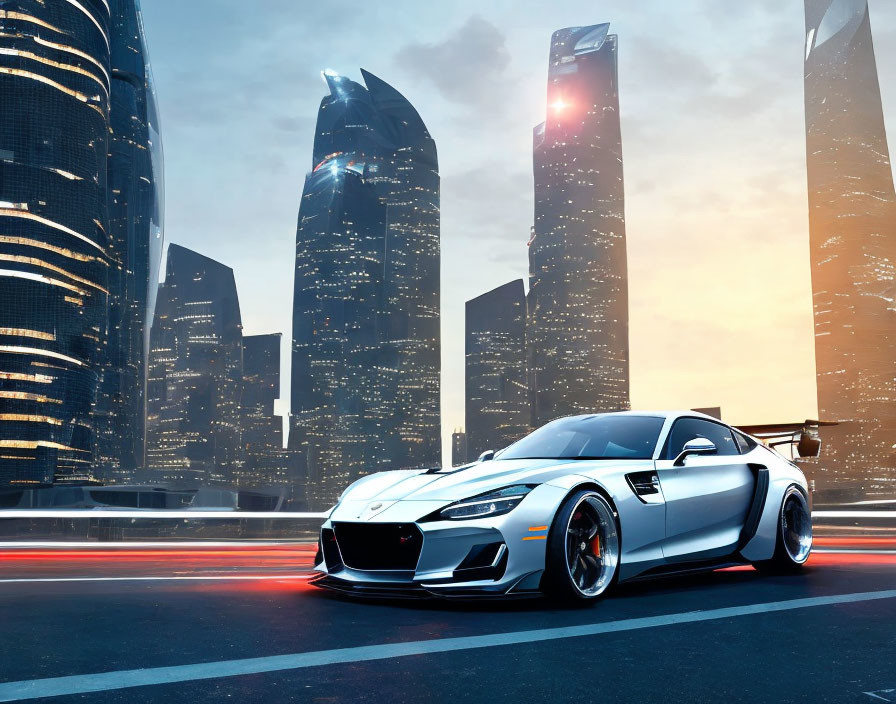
0,543,894,703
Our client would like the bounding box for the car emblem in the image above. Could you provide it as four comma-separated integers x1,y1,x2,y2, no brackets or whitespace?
369,502,383,511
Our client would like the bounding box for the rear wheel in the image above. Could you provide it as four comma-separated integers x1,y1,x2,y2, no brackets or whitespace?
543,490,619,602
755,485,812,573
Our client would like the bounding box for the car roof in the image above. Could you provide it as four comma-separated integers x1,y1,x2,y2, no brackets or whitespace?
557,410,726,423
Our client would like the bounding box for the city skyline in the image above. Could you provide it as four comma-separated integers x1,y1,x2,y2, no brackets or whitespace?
4,2,896,481
136,0,891,461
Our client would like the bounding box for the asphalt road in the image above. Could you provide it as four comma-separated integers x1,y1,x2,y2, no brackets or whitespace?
1,546,895,704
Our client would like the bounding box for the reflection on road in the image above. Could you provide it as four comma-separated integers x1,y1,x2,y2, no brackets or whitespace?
0,539,894,585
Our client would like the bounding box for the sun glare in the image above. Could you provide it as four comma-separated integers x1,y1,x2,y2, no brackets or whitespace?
550,98,569,112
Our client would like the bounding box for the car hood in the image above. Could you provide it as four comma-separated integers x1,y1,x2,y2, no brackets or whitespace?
339,458,628,504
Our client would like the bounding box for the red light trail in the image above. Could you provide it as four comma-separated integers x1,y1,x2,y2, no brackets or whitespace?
0,542,894,589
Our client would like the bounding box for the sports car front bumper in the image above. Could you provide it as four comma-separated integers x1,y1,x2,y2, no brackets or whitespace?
309,484,570,598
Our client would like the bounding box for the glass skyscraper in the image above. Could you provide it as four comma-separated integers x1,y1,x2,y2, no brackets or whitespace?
465,280,529,462
528,23,630,429
94,0,163,482
804,0,896,501
0,1,111,486
290,69,440,510
451,429,467,467
145,244,243,486
239,333,291,490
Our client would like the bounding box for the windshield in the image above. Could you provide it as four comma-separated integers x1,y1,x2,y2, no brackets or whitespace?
498,415,665,461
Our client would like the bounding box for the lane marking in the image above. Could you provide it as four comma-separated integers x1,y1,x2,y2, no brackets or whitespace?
1,588,895,701
813,511,896,519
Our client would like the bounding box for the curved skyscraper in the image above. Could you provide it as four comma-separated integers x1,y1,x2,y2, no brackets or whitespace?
0,1,112,485
804,0,896,500
528,24,630,428
290,69,440,509
94,0,164,481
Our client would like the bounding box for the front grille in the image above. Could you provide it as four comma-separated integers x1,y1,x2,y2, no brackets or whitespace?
332,522,423,571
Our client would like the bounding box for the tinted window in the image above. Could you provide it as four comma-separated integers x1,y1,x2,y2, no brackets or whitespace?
498,415,665,461
664,418,739,459
734,431,757,454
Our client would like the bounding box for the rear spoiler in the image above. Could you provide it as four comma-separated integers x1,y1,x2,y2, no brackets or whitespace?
733,420,838,459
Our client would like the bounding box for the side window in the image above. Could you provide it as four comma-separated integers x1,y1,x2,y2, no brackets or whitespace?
664,418,739,460
734,432,756,454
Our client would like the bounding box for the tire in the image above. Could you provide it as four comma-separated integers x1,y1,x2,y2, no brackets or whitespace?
754,485,812,574
542,489,620,602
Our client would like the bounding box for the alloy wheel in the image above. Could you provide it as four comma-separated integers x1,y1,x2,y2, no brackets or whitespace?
564,494,619,597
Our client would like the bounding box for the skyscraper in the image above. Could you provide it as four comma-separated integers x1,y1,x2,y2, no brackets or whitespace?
94,0,163,482
146,244,243,486
290,69,440,509
804,0,896,500
528,23,630,428
465,280,529,461
0,1,112,486
239,333,290,489
451,429,467,467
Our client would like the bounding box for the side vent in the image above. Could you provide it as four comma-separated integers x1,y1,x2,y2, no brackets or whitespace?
738,465,770,550
626,471,662,504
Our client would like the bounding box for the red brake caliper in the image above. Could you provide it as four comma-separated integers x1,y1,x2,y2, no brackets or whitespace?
591,534,602,559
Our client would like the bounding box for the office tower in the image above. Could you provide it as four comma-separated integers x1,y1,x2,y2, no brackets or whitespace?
804,0,896,500
465,280,529,461
528,23,630,428
145,245,243,485
451,430,467,467
0,1,111,485
290,69,440,509
239,333,291,489
94,0,164,481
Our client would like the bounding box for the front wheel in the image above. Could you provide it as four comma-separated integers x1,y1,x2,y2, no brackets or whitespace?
755,485,812,573
542,490,620,602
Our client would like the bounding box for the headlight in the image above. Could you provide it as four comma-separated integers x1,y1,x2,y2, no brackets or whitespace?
439,485,535,521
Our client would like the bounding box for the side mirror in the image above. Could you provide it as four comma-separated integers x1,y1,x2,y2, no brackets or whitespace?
673,437,716,467
478,450,495,462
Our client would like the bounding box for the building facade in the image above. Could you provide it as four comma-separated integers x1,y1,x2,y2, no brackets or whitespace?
528,23,630,428
465,280,529,461
239,333,292,491
145,244,243,486
94,0,163,482
290,69,440,510
0,1,112,486
804,0,896,501
451,429,467,467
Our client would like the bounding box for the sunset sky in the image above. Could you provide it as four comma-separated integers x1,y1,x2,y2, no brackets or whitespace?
139,0,896,460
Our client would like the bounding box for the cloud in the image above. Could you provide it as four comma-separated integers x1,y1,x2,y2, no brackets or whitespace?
626,37,719,94
393,15,512,108
272,115,314,134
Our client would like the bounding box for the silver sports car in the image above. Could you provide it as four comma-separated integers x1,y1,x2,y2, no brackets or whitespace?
310,411,813,601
